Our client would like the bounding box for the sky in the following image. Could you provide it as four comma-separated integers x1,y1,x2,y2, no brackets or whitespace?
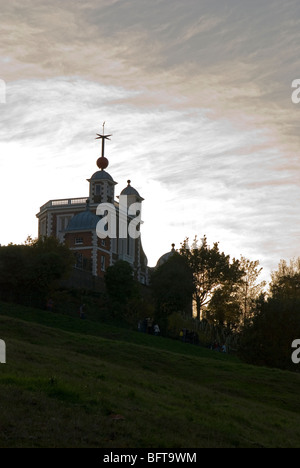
1,0,300,283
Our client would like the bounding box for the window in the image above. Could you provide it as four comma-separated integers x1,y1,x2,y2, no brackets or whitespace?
94,184,102,203
75,253,83,269
59,215,72,232
40,220,47,236
74,253,92,272
101,255,106,272
75,237,83,245
57,215,73,242
101,239,105,247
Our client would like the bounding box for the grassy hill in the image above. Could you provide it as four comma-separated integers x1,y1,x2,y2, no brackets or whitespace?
0,301,299,448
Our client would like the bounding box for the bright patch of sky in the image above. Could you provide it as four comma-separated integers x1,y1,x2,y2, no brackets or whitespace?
1,0,300,283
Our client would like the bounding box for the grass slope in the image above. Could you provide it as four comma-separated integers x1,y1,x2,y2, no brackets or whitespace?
0,302,299,448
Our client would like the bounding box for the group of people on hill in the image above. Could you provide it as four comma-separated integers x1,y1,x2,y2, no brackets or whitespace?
179,330,227,353
138,318,160,336
179,328,199,345
210,341,227,353
45,300,228,353
46,298,87,319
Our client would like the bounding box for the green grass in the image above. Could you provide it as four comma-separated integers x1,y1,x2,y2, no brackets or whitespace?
0,301,299,448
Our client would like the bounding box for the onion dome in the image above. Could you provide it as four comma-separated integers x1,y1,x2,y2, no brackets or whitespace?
65,200,100,232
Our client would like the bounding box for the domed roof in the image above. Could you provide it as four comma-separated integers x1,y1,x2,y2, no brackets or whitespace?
156,244,176,267
90,170,114,182
66,208,100,232
120,180,141,198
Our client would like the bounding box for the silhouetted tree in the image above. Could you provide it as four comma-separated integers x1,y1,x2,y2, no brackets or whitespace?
237,256,266,324
206,282,241,328
27,236,74,294
238,295,300,371
0,237,73,306
206,256,266,328
150,252,194,333
151,252,194,314
0,244,27,302
270,258,300,300
105,260,138,316
238,258,300,371
180,236,243,320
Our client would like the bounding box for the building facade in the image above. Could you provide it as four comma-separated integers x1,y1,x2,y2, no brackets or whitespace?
36,130,148,284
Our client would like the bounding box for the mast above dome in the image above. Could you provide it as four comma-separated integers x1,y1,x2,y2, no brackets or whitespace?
95,121,112,171
88,122,116,204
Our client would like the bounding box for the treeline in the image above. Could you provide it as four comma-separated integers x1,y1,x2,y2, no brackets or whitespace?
104,235,300,371
0,237,149,323
150,236,300,372
0,237,74,308
238,259,300,371
152,236,267,328
1,235,300,371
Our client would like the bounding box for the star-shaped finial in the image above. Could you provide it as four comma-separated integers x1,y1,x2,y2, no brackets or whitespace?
95,133,112,140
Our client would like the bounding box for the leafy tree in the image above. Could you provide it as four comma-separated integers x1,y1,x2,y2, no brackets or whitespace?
239,258,300,371
27,236,74,294
150,252,194,333
151,252,194,315
206,282,241,327
238,295,300,371
105,260,138,316
270,258,300,300
236,256,266,324
180,236,243,320
0,237,73,306
206,256,266,328
0,244,27,302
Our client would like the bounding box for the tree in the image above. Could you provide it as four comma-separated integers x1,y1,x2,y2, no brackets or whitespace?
236,256,266,324
27,236,74,295
0,237,73,306
180,236,243,320
104,260,137,316
151,252,194,315
0,244,27,302
238,295,300,371
270,258,300,300
238,258,300,371
206,256,266,328
206,282,241,327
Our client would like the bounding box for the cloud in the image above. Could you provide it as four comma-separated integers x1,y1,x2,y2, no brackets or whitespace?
1,0,300,282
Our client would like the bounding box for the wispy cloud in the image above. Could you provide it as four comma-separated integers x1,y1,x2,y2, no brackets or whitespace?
1,0,300,282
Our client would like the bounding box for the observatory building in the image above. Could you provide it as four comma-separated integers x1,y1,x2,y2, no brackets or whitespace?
36,128,148,284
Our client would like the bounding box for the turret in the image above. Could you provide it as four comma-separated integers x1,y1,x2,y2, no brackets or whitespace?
87,123,117,204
